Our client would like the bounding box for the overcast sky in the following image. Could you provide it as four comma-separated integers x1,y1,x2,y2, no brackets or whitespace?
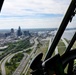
0,0,76,29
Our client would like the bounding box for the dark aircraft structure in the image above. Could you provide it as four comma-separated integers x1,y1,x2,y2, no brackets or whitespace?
0,0,76,75
0,0,4,11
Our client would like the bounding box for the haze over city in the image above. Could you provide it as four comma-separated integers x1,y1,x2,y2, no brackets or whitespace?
0,0,75,29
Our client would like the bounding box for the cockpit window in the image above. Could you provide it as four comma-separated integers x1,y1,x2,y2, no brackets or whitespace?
0,0,76,75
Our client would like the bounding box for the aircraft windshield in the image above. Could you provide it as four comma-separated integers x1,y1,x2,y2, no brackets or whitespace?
0,0,76,75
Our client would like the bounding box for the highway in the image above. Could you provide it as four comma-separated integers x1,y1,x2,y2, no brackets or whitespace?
0,42,35,75
12,54,28,75
0,37,36,75
61,38,68,48
47,37,58,55
1,50,30,75
1,37,49,75
1,53,23,75
1,53,12,75
1,55,9,75
23,37,53,75
23,38,69,75
55,38,69,55
7,53,16,63
55,46,58,55
12,37,38,75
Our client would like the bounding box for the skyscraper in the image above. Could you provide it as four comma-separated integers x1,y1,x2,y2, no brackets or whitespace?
17,26,22,36
11,28,14,33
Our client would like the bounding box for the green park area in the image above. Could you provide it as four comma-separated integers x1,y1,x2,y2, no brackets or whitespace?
24,49,32,54
0,38,32,60
72,42,76,49
58,39,66,55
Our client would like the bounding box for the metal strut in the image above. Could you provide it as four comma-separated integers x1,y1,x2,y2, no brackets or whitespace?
45,0,76,60
0,0,4,11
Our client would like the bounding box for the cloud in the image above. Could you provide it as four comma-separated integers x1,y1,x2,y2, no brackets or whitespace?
1,0,71,17
0,17,62,29
0,0,75,29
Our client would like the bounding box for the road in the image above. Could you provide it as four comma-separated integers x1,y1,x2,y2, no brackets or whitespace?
24,38,39,75
55,46,58,55
12,37,38,75
61,38,68,48
1,54,12,75
7,53,17,63
48,37,58,55
12,54,28,75
0,37,37,75
1,48,33,75
1,50,31,75
1,53,21,75
23,36,59,75
55,38,68,55
0,48,33,75
48,38,68,55
48,37,52,50
1,52,29,75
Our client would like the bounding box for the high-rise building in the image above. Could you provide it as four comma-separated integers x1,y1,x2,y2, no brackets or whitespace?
10,28,16,38
17,26,22,36
11,28,14,33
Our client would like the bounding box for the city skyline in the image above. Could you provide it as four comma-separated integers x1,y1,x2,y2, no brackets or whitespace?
0,0,76,29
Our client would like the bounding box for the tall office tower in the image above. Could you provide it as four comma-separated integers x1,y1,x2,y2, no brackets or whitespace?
17,26,22,36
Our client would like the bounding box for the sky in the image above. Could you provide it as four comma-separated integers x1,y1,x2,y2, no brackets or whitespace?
0,0,76,29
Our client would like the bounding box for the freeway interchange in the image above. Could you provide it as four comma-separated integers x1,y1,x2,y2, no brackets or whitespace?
0,36,68,75
0,37,42,75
